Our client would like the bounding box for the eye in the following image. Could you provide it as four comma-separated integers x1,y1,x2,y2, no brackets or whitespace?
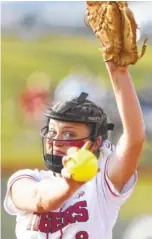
64,131,74,139
47,130,56,138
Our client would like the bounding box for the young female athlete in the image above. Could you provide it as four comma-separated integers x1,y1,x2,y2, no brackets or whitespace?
4,59,145,239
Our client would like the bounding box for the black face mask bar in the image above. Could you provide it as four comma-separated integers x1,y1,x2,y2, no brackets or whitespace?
40,126,93,173
40,121,114,173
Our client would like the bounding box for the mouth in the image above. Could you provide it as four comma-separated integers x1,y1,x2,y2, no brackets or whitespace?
52,150,65,156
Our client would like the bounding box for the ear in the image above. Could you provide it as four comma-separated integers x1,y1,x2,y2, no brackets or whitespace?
90,136,102,152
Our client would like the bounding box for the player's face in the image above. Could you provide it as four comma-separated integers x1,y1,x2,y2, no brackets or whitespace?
46,119,90,156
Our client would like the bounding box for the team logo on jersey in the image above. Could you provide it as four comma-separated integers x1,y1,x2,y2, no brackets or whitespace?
27,200,89,234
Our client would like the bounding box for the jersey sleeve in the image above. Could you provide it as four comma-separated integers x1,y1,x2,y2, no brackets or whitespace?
97,142,138,207
103,159,138,206
3,169,40,215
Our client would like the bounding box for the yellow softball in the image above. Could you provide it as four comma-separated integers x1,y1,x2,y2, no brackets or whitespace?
65,148,98,182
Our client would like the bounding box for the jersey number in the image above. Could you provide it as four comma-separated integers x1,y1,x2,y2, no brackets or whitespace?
76,231,89,239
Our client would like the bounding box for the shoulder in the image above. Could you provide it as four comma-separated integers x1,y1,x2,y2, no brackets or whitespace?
97,141,138,207
7,169,45,186
7,169,55,188
9,169,40,181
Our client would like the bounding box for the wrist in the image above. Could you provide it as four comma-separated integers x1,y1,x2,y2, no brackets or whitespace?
63,178,82,197
105,61,128,74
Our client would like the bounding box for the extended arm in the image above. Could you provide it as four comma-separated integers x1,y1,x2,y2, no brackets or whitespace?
11,177,81,213
10,142,91,213
105,62,145,191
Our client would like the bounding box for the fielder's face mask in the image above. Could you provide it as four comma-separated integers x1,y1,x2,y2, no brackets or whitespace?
40,92,114,173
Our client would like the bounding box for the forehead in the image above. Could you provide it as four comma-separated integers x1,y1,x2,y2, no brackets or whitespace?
49,119,87,129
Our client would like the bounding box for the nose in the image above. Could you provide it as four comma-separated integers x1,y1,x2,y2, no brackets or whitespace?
46,134,65,153
52,133,65,147
53,138,64,147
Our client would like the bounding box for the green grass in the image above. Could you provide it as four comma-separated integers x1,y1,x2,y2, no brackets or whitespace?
120,177,152,219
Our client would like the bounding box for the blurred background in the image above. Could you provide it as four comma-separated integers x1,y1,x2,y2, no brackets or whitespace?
1,1,152,239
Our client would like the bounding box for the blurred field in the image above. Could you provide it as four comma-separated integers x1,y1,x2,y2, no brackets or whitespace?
2,36,152,230
120,177,152,217
2,36,152,166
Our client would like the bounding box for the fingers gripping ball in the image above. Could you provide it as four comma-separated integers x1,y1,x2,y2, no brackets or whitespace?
65,149,98,182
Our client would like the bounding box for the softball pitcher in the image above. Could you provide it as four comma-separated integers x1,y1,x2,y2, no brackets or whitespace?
4,2,146,238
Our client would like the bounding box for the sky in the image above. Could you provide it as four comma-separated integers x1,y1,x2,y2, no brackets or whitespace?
1,1,152,37
1,2,86,27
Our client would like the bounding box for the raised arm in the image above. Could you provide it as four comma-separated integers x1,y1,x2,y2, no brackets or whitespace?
105,62,145,191
85,3,146,190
